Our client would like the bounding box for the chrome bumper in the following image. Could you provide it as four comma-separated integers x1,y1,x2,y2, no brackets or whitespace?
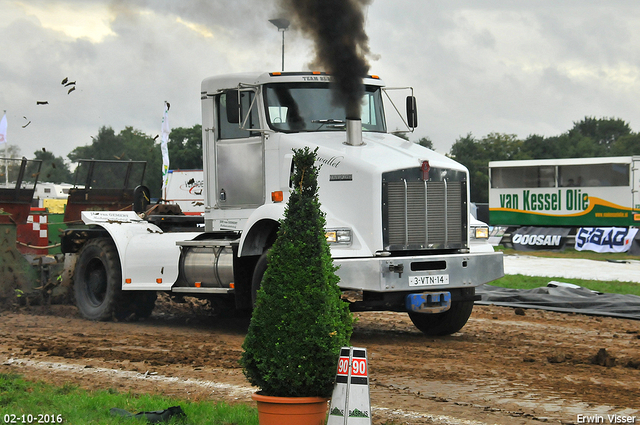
334,251,504,292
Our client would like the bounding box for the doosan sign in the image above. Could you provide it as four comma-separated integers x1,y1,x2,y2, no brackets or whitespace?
514,233,562,246
511,227,571,251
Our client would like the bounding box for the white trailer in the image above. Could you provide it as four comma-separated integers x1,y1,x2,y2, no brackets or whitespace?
62,72,503,335
489,156,640,227
33,182,74,201
163,169,204,215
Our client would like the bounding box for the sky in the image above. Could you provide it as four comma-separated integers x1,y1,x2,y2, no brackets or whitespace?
1,0,640,163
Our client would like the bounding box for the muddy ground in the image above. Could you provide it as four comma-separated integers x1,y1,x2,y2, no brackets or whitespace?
1,295,639,425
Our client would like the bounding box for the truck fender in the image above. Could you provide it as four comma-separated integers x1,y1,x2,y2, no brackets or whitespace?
238,203,286,256
78,211,185,290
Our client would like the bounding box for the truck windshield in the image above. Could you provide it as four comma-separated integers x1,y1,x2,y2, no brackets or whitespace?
264,83,386,133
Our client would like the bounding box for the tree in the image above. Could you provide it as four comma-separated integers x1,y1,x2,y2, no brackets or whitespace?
68,126,121,163
0,144,21,159
567,134,607,158
33,149,73,183
449,133,525,203
478,133,526,161
0,145,24,183
67,125,205,198
610,133,640,156
449,133,487,203
415,136,433,150
522,134,565,159
167,125,203,170
241,147,352,398
68,126,162,197
523,130,607,160
569,117,631,152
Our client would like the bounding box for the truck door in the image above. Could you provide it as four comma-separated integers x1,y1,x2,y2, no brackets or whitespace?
215,90,264,208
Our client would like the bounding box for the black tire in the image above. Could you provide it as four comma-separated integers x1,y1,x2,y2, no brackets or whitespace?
251,251,269,307
74,238,123,321
408,300,475,336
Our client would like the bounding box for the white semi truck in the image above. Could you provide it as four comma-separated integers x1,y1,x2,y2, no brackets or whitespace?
62,72,504,335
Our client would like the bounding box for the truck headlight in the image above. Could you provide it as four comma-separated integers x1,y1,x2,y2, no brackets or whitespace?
325,228,352,244
470,226,489,239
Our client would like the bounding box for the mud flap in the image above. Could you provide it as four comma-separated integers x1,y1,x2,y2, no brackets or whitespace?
405,291,451,314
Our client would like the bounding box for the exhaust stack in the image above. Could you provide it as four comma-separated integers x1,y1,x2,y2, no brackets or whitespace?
345,118,364,146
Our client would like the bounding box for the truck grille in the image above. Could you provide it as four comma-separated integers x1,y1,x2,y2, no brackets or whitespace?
383,170,467,251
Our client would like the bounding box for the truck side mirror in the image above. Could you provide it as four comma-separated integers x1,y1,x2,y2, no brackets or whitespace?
225,90,240,124
406,96,418,129
133,185,151,214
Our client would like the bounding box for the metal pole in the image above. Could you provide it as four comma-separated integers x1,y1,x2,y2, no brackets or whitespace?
269,19,289,72
3,110,7,186
281,30,285,72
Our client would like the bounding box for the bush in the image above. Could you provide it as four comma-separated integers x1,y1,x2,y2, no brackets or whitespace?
241,146,353,398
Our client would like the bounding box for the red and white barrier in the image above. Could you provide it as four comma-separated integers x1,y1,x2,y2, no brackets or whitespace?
16,209,49,254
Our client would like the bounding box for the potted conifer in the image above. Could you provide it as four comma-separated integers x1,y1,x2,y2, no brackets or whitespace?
241,147,353,425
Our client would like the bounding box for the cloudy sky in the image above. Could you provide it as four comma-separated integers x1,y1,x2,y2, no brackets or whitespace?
1,0,640,162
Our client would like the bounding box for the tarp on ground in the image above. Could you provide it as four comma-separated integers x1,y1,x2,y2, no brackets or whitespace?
475,283,640,320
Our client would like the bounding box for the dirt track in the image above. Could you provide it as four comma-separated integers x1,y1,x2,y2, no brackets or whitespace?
1,296,639,425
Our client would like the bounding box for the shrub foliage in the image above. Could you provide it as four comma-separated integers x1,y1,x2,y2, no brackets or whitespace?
241,147,353,398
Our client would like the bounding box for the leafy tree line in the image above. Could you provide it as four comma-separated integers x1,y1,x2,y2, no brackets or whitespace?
67,125,202,196
9,124,426,199
6,116,639,202
449,117,640,203
5,124,202,198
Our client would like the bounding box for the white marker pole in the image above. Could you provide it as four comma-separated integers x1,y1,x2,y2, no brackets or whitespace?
327,347,351,425
345,348,371,424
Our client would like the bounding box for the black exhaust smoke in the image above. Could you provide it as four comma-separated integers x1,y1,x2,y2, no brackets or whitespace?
279,0,373,118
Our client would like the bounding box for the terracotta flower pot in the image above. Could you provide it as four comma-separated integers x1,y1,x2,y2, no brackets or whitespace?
252,392,329,425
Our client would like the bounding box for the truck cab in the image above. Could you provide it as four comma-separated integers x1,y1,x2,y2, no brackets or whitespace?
65,72,504,335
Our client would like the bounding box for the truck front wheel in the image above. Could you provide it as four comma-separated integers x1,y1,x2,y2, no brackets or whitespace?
250,251,268,307
74,238,123,321
408,300,474,336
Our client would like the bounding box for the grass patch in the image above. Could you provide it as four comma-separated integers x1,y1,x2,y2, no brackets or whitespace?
490,246,640,296
0,373,258,425
489,245,640,296
490,274,640,297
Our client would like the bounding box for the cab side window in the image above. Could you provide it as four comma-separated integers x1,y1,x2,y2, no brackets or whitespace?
217,91,259,139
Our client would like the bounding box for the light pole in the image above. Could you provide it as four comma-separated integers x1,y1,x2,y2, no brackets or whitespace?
269,18,290,72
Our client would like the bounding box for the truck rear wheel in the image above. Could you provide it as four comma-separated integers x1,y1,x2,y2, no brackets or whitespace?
408,300,474,336
74,238,123,321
